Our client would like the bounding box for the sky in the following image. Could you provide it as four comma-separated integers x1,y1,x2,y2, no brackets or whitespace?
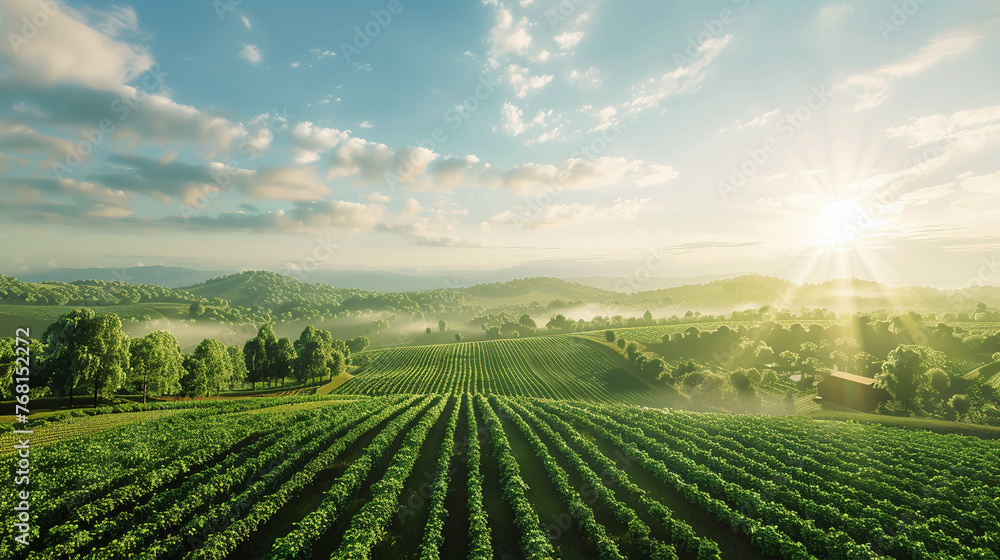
0,0,998,288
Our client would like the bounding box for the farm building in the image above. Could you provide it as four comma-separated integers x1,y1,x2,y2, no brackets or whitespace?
815,371,889,413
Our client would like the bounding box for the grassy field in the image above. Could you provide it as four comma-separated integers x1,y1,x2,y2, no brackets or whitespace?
4,394,999,560
334,336,681,406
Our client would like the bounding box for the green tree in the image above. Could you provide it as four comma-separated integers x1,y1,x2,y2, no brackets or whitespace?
271,337,296,388
438,319,447,332
189,302,206,317
227,345,248,388
129,331,183,403
296,339,329,384
244,325,276,390
853,351,881,377
875,345,945,412
643,310,653,323
346,336,370,355
1,337,43,400
778,350,799,369
181,338,231,397
78,313,131,407
329,350,346,379
950,394,971,418
519,314,537,330
754,345,775,364
39,308,94,406
928,367,950,400
455,333,463,342
605,330,616,342
425,327,433,335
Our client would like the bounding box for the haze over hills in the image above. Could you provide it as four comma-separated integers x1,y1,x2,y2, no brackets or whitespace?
15,265,749,293
4,269,1000,316
18,266,233,289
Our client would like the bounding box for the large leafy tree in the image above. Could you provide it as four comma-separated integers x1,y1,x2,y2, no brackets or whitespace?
875,344,945,412
40,309,130,407
296,339,328,384
78,314,131,408
293,326,348,385
271,337,296,388
39,308,93,406
0,337,42,399
244,324,276,389
129,331,183,402
294,326,328,385
346,336,369,355
182,338,231,397
227,345,248,389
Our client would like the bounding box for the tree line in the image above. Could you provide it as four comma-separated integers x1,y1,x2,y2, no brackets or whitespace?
0,308,371,406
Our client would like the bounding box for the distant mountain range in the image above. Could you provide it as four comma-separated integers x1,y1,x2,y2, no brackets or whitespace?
19,266,232,289
17,266,746,293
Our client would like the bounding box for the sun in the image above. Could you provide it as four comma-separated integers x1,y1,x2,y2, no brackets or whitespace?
815,200,870,247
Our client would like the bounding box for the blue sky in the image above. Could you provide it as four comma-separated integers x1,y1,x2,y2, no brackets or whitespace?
0,0,998,287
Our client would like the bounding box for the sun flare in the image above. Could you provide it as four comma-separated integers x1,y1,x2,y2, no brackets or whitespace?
816,200,870,247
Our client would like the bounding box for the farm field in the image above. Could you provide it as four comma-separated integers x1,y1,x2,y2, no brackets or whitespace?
334,336,680,406
3,394,999,560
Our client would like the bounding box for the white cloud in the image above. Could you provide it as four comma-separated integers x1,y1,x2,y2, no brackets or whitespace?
290,61,300,68
500,157,677,195
239,43,263,65
360,121,374,129
958,171,1000,194
367,192,392,203
568,67,602,88
87,5,141,38
722,108,781,133
327,138,438,185
506,64,553,98
622,35,732,116
816,4,853,26
554,31,583,50
490,198,649,230
498,101,527,136
835,33,978,110
488,7,533,66
400,197,422,217
290,121,348,163
589,106,619,133
632,164,680,188
886,106,1000,147
0,0,154,90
